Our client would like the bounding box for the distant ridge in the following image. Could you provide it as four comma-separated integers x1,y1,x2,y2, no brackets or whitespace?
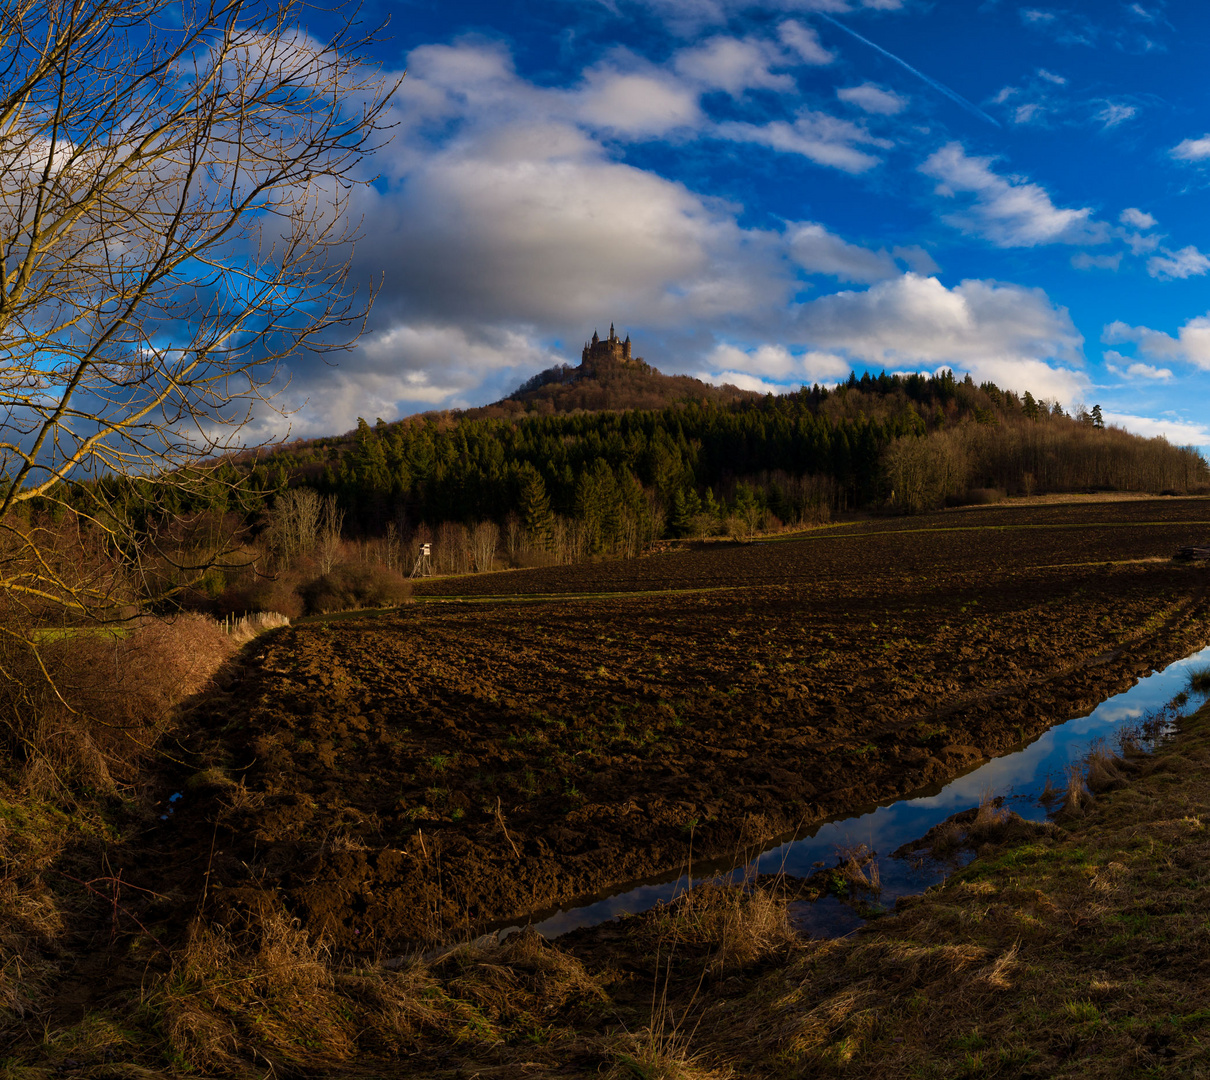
462,324,758,418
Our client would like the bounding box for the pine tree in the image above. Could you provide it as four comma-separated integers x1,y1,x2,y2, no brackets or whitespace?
519,465,555,549
669,489,691,537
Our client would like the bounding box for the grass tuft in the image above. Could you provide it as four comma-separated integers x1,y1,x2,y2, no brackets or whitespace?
1188,665,1210,695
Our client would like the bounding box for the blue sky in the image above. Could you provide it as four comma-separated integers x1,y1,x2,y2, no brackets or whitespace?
267,0,1210,450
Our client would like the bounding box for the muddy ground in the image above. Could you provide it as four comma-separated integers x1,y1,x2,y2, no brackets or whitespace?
156,498,1210,952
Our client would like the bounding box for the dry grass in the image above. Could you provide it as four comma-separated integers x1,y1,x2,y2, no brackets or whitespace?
1084,745,1133,794
433,927,607,1025
833,842,881,894
1061,760,1090,814
12,698,1210,1078
646,881,798,972
150,905,611,1076
1188,664,1210,695
0,614,238,794
657,698,1210,1078
222,609,290,644
896,794,1060,867
0,795,67,1027
968,792,1010,842
609,1028,736,1080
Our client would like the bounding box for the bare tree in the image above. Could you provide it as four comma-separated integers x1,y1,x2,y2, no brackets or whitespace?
384,519,399,572
503,511,522,561
267,487,320,567
0,0,396,620
470,520,498,573
316,494,343,573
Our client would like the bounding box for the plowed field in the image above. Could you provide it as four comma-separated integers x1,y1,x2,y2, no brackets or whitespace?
164,498,1210,950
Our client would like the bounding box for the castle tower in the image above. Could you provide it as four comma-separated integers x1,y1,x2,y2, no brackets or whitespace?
581,322,639,369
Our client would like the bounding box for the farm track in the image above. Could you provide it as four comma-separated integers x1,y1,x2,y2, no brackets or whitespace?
157,498,1210,951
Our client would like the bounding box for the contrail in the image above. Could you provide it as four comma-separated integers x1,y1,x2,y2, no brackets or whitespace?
817,13,1001,128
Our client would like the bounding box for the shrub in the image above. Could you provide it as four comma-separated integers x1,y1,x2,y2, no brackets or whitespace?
0,614,236,791
299,563,412,615
216,571,306,620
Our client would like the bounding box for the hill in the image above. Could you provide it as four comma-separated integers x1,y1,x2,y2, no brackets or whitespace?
464,325,758,418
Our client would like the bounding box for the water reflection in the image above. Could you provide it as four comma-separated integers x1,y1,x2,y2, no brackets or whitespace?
504,644,1210,941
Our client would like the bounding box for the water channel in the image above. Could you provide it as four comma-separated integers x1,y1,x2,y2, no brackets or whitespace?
501,643,1210,942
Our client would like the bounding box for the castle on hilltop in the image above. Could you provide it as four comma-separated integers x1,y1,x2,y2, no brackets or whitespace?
581,324,640,370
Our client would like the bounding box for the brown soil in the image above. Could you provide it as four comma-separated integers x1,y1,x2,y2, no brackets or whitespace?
153,498,1210,952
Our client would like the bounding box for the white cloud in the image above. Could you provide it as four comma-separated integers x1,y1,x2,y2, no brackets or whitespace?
787,273,1088,401
1147,245,1210,280
1122,230,1160,256
892,245,940,275
382,121,788,327
250,34,1106,439
1103,353,1174,381
576,68,703,135
625,0,904,33
699,370,796,393
717,108,891,172
1101,412,1210,447
702,343,851,385
1104,314,1210,371
1071,252,1122,271
1013,103,1046,125
919,142,1108,247
1018,7,1097,45
778,21,834,65
1171,134,1210,162
788,222,898,282
1120,207,1157,230
836,82,907,115
673,35,795,96
1125,363,1173,381
1096,103,1137,128
1037,68,1067,85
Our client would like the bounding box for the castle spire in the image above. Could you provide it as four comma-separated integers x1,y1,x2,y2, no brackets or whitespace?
609,322,615,341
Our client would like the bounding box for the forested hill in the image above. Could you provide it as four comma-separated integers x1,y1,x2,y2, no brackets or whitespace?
223,369,1207,554
464,353,759,417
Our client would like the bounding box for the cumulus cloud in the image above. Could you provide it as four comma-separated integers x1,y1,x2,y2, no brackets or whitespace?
1104,315,1210,370
1147,245,1210,280
699,370,797,393
1103,353,1174,381
246,34,1102,439
378,124,790,328
700,343,851,386
836,82,907,115
717,108,891,172
786,273,1088,401
919,142,1108,247
1171,134,1210,162
576,67,703,135
1101,412,1210,447
1120,207,1157,230
673,35,795,96
788,222,899,282
891,245,940,275
778,21,834,64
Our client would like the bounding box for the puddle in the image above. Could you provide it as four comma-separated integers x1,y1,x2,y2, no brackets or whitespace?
502,643,1210,942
